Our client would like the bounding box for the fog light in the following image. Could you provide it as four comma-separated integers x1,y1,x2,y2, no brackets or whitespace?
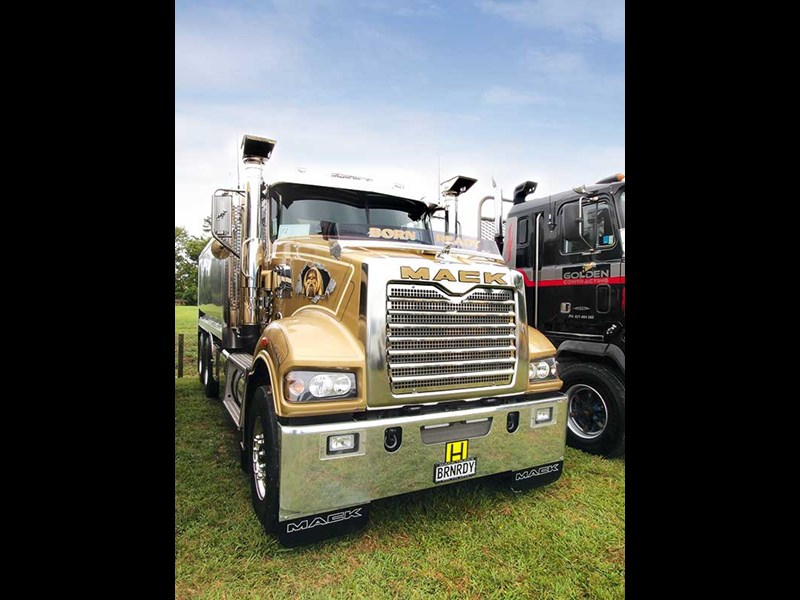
535,407,553,424
327,433,358,455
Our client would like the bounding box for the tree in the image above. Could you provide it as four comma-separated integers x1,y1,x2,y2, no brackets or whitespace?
175,226,210,305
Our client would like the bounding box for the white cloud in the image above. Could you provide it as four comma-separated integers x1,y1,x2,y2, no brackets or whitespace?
174,0,324,91
175,1,433,96
518,47,624,103
523,48,586,76
358,1,444,17
478,0,625,43
481,85,549,106
174,30,306,89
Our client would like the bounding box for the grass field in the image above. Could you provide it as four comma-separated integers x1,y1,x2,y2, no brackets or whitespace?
175,306,625,599
176,306,201,378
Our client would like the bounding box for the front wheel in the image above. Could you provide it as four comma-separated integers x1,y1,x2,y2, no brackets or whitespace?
561,362,625,458
245,385,281,533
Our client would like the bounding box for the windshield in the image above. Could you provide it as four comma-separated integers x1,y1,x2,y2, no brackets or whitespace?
270,182,500,255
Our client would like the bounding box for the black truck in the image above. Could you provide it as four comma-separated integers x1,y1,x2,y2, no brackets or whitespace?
492,174,625,457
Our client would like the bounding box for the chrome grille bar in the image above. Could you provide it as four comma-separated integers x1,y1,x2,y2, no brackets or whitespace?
388,346,515,357
391,367,516,382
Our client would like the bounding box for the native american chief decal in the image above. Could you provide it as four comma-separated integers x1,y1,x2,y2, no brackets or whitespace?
296,263,336,303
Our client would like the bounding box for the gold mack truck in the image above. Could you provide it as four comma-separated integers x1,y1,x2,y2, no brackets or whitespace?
197,135,568,546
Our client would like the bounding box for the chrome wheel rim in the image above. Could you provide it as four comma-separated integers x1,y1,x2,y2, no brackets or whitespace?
567,383,608,440
252,420,267,500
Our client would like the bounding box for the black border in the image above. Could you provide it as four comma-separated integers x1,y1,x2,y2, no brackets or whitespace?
46,4,176,592
624,2,748,593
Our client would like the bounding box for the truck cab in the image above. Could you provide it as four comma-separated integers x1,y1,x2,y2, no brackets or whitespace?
497,175,625,457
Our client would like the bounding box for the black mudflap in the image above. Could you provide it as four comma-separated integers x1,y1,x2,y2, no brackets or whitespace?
276,505,370,547
510,460,564,492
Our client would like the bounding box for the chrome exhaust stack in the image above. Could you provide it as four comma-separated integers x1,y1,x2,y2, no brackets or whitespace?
240,135,276,327
439,175,477,237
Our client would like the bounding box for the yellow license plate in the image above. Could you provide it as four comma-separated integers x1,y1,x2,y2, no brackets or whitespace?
433,440,477,483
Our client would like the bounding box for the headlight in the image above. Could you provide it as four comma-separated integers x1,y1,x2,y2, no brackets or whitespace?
529,357,558,382
285,370,357,402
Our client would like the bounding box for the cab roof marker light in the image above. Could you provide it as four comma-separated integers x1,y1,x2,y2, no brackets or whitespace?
596,172,625,184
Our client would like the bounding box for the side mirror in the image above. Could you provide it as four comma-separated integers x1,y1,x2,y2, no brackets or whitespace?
209,190,240,258
562,202,582,242
211,193,233,239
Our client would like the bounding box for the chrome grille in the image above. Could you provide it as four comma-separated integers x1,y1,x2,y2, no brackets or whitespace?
387,284,517,394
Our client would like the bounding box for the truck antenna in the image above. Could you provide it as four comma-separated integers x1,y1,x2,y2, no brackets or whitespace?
236,132,240,188
437,152,440,202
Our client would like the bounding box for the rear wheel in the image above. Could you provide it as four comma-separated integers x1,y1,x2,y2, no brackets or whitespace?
197,332,206,384
561,362,625,458
246,385,280,533
199,332,219,398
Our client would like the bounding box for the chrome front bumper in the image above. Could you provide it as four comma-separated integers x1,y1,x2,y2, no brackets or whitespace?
277,393,567,521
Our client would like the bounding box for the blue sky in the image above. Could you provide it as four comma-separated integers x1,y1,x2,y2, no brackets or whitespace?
176,0,624,236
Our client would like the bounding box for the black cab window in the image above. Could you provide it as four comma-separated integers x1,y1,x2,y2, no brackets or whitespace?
517,217,528,246
560,198,616,255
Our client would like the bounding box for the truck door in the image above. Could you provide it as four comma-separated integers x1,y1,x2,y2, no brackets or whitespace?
540,194,623,342
509,211,545,327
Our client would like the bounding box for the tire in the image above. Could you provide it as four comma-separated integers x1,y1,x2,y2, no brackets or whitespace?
199,332,220,398
245,385,281,533
197,332,206,385
561,362,625,458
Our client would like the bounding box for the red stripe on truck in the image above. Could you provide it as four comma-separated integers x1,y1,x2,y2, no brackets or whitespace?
517,268,625,287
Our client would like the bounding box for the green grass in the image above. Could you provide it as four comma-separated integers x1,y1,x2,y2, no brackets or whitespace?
175,307,625,599
176,305,200,378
